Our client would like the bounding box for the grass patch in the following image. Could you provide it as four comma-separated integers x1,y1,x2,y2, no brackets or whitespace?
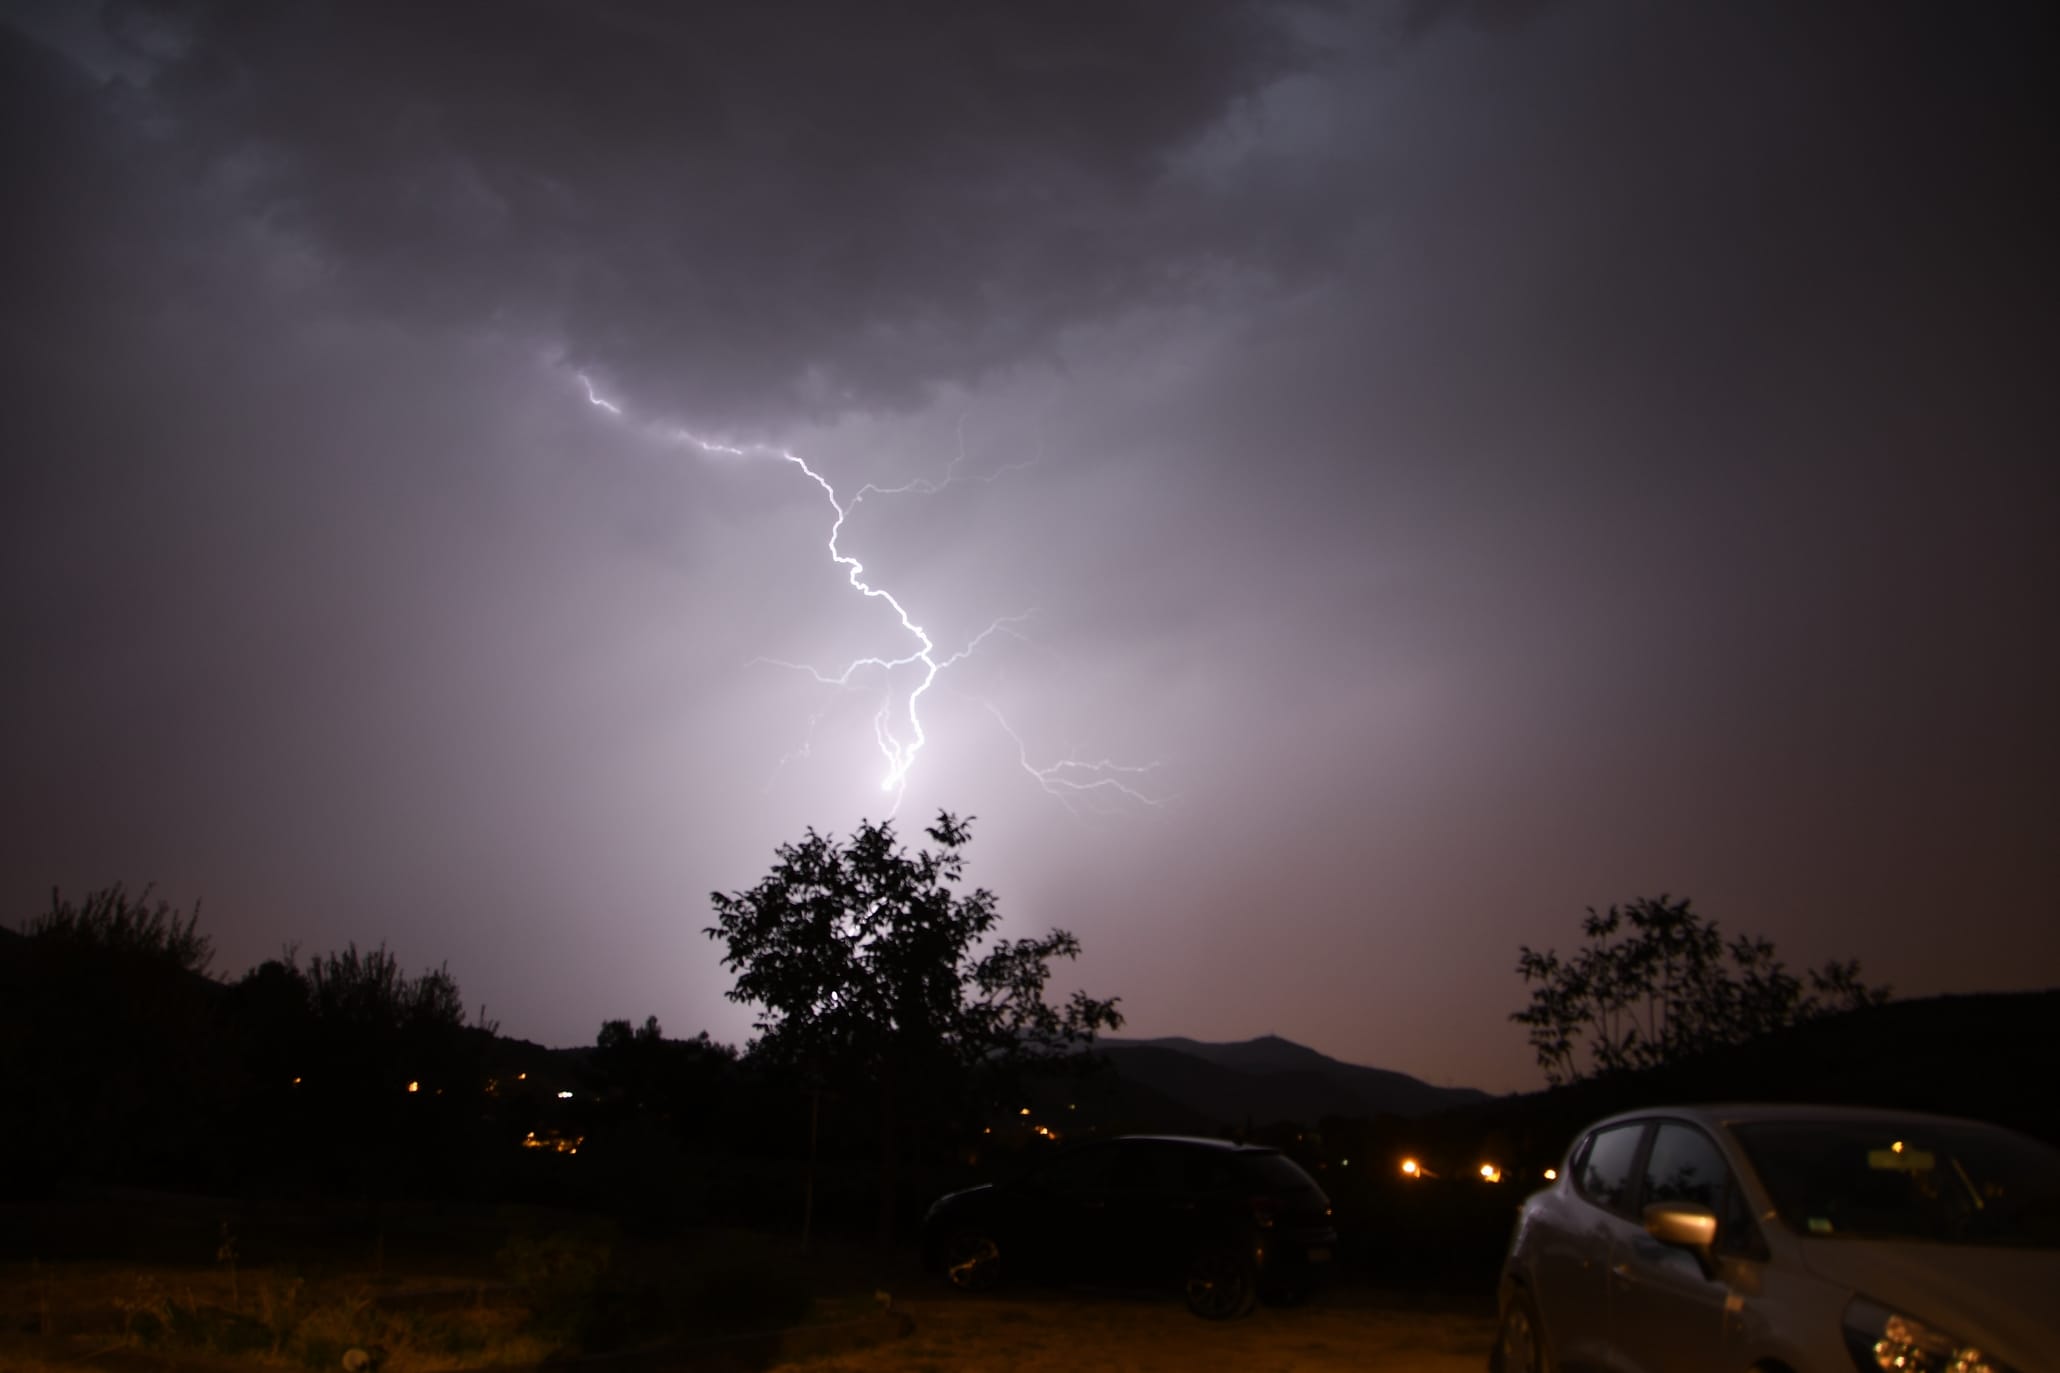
2,1216,886,1370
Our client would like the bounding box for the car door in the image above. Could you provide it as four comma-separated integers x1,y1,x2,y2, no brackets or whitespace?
1020,1141,1125,1280
1105,1139,1199,1283
1532,1120,1650,1373
1608,1121,1758,1373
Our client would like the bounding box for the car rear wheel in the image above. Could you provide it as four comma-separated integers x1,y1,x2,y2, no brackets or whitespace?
1184,1246,1258,1320
1493,1288,1547,1373
939,1227,1003,1293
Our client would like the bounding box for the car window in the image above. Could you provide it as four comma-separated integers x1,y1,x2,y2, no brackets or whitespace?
1111,1142,1189,1195
1734,1119,2060,1247
1178,1148,1240,1194
1034,1144,1119,1196
1644,1122,1763,1257
1644,1123,1728,1209
1576,1123,1647,1214
1234,1150,1323,1194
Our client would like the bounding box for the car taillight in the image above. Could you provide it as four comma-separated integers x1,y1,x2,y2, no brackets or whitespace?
1249,1195,1279,1229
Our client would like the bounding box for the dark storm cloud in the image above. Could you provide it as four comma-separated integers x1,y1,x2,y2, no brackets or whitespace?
39,0,1317,430
4,0,2055,1091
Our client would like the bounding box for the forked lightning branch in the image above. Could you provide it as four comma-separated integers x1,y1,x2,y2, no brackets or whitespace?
576,374,1162,815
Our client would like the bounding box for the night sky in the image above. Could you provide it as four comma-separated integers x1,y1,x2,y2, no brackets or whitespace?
5,1,2054,1093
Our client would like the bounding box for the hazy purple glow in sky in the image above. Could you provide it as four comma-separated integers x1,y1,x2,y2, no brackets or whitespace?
4,1,2054,1092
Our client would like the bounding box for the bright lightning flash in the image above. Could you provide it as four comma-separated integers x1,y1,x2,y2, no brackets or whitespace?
574,373,1163,815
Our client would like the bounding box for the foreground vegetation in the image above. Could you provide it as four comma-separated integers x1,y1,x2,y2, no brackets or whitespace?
5,852,2045,1368
0,1207,908,1372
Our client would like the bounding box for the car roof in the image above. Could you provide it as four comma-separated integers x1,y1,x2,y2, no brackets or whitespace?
1581,1102,2007,1133
1114,1134,1282,1153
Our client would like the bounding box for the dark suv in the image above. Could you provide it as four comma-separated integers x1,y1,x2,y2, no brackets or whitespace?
921,1134,1336,1318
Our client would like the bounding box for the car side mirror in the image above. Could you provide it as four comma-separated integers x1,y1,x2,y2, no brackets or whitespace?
1643,1201,1718,1267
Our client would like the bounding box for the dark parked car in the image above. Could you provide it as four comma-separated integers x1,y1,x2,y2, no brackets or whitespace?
1493,1103,2060,1373
922,1134,1337,1318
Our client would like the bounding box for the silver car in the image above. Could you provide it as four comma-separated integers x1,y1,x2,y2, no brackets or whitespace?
1492,1103,2060,1373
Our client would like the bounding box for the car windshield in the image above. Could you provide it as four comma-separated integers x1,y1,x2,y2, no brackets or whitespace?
1238,1151,1323,1192
1733,1119,2060,1248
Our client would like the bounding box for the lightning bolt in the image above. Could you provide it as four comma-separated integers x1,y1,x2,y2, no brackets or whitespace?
983,700,1169,814
573,371,1163,814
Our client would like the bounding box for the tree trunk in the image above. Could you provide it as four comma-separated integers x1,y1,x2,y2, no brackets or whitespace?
801,1085,820,1254
877,1063,899,1254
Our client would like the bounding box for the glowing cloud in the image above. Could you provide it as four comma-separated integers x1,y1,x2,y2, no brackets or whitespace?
574,372,1164,814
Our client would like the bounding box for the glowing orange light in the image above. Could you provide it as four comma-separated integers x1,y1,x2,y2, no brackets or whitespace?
1401,1158,1421,1177
1544,1168,1559,1181
407,1081,420,1093
1479,1163,1502,1183
1019,1107,1031,1116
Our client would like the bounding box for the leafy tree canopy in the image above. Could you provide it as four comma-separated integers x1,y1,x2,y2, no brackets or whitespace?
705,811,1121,1096
1512,895,1889,1086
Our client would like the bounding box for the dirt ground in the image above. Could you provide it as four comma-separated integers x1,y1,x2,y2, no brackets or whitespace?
0,1241,1498,1373
778,1286,1498,1373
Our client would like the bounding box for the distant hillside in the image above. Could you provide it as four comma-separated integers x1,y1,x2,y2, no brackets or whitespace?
1096,1033,1487,1127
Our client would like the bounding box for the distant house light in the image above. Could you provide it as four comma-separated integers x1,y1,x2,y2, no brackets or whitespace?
557,1090,574,1100
1544,1168,1559,1181
1401,1158,1420,1177
407,1081,420,1094
1479,1163,1502,1183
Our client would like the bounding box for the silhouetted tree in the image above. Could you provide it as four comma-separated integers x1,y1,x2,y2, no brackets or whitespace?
706,811,1122,1247
588,1016,739,1122
4,885,231,1190
27,882,213,972
1512,895,1890,1085
226,941,492,1197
